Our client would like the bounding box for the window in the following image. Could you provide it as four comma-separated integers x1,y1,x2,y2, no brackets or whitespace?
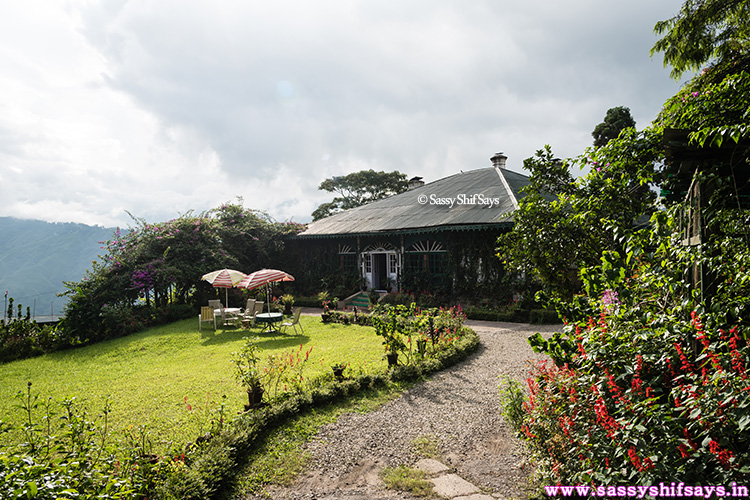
405,254,421,273
364,253,372,273
388,253,398,274
429,253,445,275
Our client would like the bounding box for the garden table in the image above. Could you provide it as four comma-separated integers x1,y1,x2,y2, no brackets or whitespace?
213,307,241,317
255,312,283,333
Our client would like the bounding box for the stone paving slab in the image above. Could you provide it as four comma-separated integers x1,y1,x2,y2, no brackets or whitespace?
454,494,496,500
430,473,479,498
415,458,451,476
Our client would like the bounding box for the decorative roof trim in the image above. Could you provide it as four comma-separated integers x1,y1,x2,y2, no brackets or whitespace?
288,222,513,240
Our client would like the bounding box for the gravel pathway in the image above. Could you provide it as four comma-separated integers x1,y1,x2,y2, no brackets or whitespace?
252,320,558,500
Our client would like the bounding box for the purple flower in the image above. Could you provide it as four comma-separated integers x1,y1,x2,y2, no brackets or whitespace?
602,289,620,313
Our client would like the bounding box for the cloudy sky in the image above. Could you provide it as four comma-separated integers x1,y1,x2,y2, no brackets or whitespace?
0,0,690,228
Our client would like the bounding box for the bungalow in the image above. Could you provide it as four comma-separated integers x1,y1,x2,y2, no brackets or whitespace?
288,153,531,300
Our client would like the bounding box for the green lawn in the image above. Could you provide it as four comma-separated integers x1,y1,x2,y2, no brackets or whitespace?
0,315,384,452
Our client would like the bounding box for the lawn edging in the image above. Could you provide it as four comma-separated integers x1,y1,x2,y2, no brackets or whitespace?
157,327,480,499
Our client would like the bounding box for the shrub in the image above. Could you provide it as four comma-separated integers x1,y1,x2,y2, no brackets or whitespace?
379,292,416,306
528,308,560,324
0,300,198,364
292,295,321,308
519,313,750,485
0,383,169,498
0,301,67,363
516,210,750,486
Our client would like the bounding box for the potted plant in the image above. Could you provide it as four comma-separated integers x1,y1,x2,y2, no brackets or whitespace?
281,294,295,315
317,290,330,307
232,337,266,410
372,305,407,366
319,291,332,323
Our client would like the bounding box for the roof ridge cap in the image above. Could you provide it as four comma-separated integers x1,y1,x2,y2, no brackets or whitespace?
495,167,519,210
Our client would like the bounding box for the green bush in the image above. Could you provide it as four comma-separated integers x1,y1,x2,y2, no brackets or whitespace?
320,309,375,326
0,301,198,364
0,302,67,363
379,292,416,306
528,309,560,324
463,305,534,322
0,385,169,499
517,209,750,485
290,295,320,308
520,312,750,484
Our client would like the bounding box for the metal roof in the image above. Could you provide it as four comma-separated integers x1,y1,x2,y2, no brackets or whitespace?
296,167,529,238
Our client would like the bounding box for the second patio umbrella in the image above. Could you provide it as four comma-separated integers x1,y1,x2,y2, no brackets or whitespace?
238,268,294,313
201,268,248,307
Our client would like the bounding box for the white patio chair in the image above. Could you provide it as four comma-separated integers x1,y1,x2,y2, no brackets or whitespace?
242,310,259,328
219,304,241,328
245,298,256,313
281,307,304,335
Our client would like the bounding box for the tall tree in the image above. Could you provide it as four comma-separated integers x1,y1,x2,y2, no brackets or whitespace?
592,106,636,147
497,130,660,298
651,0,750,79
312,169,408,221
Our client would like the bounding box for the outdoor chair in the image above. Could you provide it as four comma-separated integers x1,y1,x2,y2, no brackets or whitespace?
208,299,222,310
242,310,259,328
219,304,241,328
253,302,264,315
281,307,304,335
199,306,216,332
245,298,256,313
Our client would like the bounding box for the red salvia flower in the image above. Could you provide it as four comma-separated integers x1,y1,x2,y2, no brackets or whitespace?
628,447,644,472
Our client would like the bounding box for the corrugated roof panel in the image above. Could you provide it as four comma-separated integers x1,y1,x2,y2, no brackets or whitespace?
299,167,528,236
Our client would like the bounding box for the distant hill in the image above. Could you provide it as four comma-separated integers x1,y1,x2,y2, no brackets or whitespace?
0,217,115,318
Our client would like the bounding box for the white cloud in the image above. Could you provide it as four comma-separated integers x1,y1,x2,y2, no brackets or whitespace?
0,0,689,227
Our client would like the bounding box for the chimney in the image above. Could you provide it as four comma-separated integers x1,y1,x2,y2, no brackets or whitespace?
408,176,425,190
491,152,507,169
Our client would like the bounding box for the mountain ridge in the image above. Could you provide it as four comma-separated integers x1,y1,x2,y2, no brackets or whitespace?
0,217,116,317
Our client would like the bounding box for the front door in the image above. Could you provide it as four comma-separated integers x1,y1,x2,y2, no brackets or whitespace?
362,251,400,291
372,253,387,290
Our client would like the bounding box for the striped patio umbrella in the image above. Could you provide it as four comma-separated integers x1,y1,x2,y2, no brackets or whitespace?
238,269,294,313
201,268,248,307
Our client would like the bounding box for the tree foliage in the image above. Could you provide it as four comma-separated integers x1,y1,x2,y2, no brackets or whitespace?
592,106,636,147
312,169,408,220
498,130,659,298
655,52,750,203
502,11,750,486
60,201,304,344
651,0,750,79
